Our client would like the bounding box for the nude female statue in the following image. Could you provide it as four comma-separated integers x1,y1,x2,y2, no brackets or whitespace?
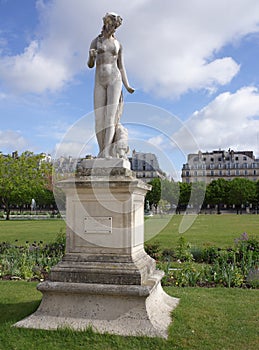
87,13,134,158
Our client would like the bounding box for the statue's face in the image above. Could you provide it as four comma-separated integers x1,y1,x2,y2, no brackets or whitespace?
103,13,122,34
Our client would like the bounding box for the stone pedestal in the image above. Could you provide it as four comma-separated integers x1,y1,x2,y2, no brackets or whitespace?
14,159,179,338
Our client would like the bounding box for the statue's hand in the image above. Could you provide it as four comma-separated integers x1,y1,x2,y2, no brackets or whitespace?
127,86,135,94
90,49,97,58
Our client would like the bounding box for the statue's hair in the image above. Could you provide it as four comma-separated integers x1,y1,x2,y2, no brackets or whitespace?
100,12,122,37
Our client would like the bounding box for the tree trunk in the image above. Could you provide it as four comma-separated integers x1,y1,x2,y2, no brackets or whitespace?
5,208,10,220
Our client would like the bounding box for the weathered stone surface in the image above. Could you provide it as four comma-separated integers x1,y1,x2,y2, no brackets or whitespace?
14,164,179,338
76,158,132,177
49,249,156,285
14,271,179,338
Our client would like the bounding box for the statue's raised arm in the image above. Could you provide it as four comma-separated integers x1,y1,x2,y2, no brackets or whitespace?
87,12,134,159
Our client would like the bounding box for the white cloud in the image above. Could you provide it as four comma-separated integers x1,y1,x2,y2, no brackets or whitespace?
1,0,259,96
173,86,259,155
53,114,96,158
0,130,30,152
0,41,70,93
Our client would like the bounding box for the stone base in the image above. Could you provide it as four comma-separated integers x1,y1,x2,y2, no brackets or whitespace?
48,248,156,285
76,158,132,177
14,271,179,338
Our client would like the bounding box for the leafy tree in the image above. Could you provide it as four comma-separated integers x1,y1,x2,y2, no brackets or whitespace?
256,181,259,213
0,151,52,220
179,182,191,210
189,181,206,211
229,178,256,214
206,179,230,213
36,188,56,209
145,178,161,211
161,179,180,210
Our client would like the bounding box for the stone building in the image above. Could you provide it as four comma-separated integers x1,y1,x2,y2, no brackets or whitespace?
181,149,259,183
129,150,166,183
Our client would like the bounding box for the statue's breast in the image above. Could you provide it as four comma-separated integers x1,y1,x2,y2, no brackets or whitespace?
97,38,119,56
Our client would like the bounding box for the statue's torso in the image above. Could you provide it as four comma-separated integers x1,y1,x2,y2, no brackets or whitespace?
95,37,121,86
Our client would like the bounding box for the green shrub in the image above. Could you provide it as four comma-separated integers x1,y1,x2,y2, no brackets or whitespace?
144,242,161,260
175,236,193,262
160,233,258,288
0,234,65,280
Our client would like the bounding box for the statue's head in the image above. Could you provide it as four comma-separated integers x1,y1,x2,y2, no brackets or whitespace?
102,12,122,34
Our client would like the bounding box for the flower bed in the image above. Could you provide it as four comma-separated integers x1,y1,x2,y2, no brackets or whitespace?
145,233,259,288
0,230,65,281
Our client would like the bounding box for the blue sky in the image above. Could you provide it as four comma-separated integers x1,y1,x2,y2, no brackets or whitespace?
1,0,259,180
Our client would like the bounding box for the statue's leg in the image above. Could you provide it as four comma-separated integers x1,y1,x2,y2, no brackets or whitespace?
104,80,122,157
94,83,107,157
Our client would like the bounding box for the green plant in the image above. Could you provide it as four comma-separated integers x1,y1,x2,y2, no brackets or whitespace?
144,242,161,260
0,235,65,281
246,268,259,288
175,236,193,262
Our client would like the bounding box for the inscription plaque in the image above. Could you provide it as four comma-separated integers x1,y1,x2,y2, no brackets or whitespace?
84,216,112,233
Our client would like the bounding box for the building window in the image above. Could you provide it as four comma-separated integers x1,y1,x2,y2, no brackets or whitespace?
254,170,257,175
236,170,240,175
211,158,214,162
235,157,239,161
243,156,247,161
219,170,222,176
211,170,214,176
186,171,190,177
218,157,222,161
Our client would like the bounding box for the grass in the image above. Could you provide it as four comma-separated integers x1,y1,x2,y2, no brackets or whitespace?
0,216,258,348
1,214,258,249
0,219,66,244
145,214,259,249
0,281,258,350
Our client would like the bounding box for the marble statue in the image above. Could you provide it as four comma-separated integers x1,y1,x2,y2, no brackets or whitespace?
87,12,134,158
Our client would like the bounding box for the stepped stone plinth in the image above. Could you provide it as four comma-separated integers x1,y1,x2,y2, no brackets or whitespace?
14,159,179,338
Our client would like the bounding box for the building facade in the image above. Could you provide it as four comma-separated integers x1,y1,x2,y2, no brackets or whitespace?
181,149,259,183
129,150,166,183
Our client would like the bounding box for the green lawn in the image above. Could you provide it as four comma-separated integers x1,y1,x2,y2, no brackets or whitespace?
0,219,66,244
0,214,258,249
0,281,258,350
0,216,258,349
145,214,259,248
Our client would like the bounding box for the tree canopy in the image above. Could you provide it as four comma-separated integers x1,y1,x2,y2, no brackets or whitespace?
145,178,161,210
145,178,259,213
206,179,231,213
161,179,180,209
0,151,52,219
228,178,256,213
